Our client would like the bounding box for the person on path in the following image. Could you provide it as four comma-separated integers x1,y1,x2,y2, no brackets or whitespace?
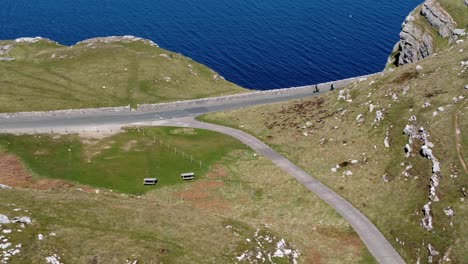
313,85,319,93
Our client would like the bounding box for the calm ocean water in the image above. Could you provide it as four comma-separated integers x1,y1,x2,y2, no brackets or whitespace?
0,0,421,90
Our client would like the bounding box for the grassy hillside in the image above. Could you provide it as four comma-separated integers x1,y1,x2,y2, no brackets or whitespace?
0,36,246,113
0,128,374,263
200,41,468,263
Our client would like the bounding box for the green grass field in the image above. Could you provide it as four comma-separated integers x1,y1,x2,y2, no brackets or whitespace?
0,37,246,112
0,127,247,194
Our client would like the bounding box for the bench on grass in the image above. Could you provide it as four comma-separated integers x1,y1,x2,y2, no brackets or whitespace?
143,178,158,185
181,172,195,180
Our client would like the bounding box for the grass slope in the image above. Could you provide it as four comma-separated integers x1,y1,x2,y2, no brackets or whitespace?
0,37,246,113
0,129,375,263
200,41,468,263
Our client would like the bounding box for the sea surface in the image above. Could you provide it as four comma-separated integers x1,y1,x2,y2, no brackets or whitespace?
0,0,421,90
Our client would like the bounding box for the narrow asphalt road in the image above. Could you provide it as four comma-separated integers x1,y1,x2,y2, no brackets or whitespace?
149,117,405,264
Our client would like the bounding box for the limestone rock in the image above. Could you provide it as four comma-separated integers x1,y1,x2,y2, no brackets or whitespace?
396,16,434,65
0,184,12,189
0,214,10,224
453,28,466,36
389,0,457,66
421,202,433,231
77,36,158,47
15,37,44,43
421,0,456,41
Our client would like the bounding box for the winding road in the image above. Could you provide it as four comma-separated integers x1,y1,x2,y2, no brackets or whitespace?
0,77,405,263
152,117,405,264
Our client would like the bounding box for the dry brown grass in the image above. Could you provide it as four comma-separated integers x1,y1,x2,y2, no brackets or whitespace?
200,41,468,263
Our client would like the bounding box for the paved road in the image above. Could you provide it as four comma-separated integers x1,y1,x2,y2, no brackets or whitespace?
0,73,375,130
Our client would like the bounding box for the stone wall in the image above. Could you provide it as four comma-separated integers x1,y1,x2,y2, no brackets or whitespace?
137,73,377,112
0,106,131,120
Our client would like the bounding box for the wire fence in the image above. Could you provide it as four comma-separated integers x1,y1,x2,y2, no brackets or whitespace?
130,126,204,171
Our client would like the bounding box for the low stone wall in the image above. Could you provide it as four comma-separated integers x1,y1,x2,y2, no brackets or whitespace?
137,73,378,112
0,105,131,120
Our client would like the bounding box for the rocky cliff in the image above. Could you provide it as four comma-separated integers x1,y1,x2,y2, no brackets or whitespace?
388,0,467,66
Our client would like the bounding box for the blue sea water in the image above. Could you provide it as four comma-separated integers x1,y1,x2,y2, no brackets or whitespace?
0,0,421,90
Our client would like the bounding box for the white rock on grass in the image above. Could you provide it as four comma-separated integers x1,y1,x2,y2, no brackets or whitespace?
38,234,44,240
0,214,10,224
15,37,43,43
427,244,439,263
405,144,412,158
45,254,62,264
444,207,454,217
374,110,384,123
384,136,390,148
404,125,414,136
11,216,32,225
432,160,441,173
382,174,389,182
0,184,12,189
421,202,433,231
384,127,390,148
345,170,353,176
403,86,410,95
0,242,11,249
422,102,431,108
421,145,434,160
356,114,364,123
2,229,12,234
416,65,423,71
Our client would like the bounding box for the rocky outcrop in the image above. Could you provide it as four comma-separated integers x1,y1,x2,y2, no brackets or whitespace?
76,35,158,47
465,0,468,7
389,0,459,66
395,14,434,66
420,0,456,41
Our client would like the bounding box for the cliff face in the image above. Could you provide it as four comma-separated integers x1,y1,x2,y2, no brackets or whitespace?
395,12,434,66
389,0,466,67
